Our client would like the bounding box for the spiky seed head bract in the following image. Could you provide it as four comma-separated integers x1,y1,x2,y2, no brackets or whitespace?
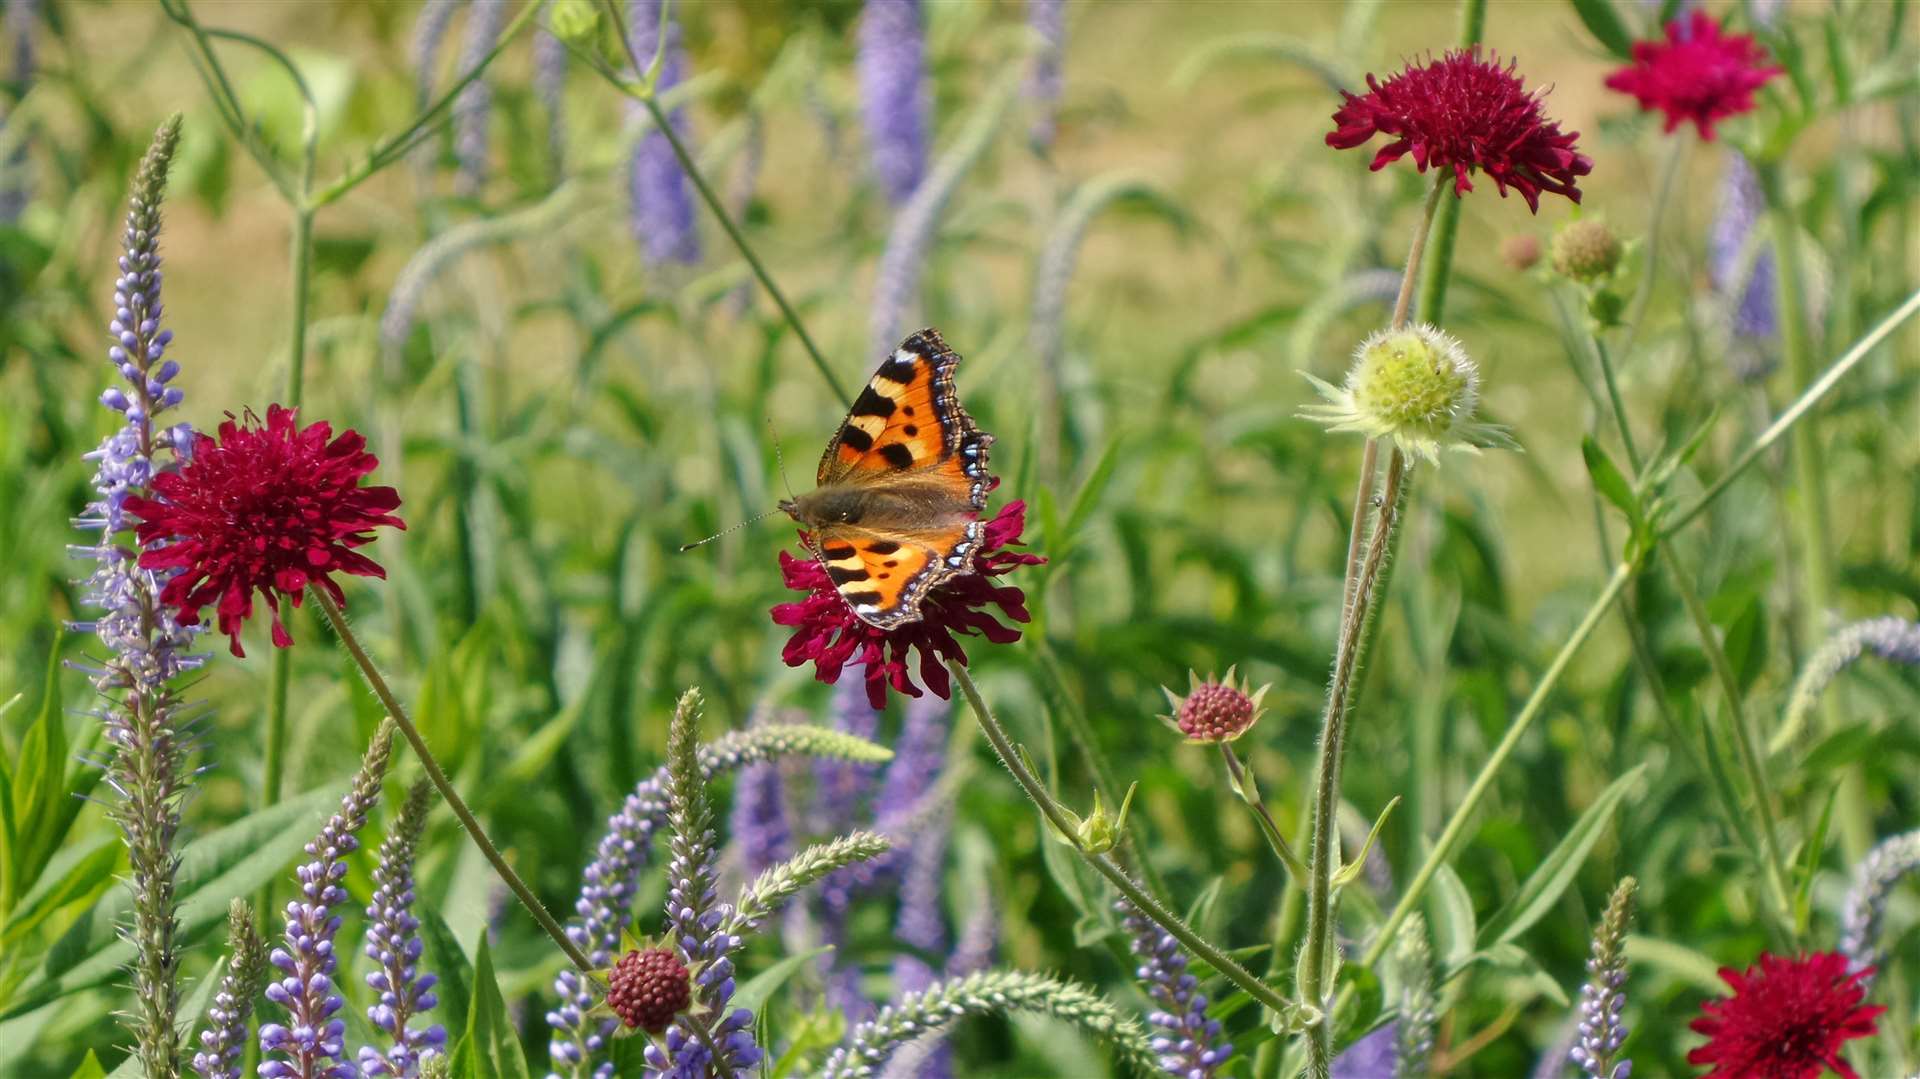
1159,666,1270,744
1552,218,1623,283
1300,324,1516,465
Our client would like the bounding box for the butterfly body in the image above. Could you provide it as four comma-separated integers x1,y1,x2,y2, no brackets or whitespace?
780,329,992,630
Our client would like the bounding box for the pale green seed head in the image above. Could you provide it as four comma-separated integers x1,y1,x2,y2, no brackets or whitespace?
1349,327,1478,445
1551,218,1622,282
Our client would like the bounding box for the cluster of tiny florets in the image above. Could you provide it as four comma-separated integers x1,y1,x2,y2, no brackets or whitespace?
1160,667,1270,744
608,948,692,1034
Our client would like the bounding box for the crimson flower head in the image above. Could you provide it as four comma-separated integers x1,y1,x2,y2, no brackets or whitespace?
1327,49,1591,212
1687,951,1884,1079
125,405,404,657
771,498,1043,709
1604,11,1783,140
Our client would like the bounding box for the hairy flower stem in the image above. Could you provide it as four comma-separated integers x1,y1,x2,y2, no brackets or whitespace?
310,588,593,973
946,660,1296,1021
1587,324,1793,928
1302,450,1409,1078
597,0,848,407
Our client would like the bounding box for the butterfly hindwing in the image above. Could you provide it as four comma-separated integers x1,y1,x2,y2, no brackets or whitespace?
813,519,983,629
818,329,982,489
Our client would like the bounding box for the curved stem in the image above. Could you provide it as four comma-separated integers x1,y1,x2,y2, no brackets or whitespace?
1362,562,1633,969
599,0,849,407
945,660,1296,1021
311,588,593,973
1617,137,1687,360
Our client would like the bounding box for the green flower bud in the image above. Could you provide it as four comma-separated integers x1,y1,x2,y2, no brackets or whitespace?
1301,324,1516,464
549,0,602,52
1551,218,1622,283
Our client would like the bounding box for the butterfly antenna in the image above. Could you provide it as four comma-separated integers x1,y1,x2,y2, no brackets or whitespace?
766,415,798,504
678,507,781,553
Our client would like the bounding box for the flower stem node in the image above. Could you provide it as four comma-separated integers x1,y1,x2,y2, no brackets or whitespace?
1302,325,1516,464
1044,781,1138,856
1159,666,1270,744
548,0,602,54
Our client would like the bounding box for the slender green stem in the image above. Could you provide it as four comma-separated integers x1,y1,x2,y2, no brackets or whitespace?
1618,138,1688,360
1362,562,1634,969
1663,287,1920,538
1393,179,1449,330
1585,315,1793,927
311,589,593,973
946,660,1296,1020
598,0,849,407
1302,449,1409,1077
1221,743,1305,879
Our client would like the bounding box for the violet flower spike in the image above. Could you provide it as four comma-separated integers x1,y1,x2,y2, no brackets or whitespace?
0,0,36,223
1570,877,1635,1079
1707,151,1777,380
453,0,505,197
69,116,203,1079
626,0,700,267
857,0,931,204
191,900,269,1079
1024,0,1064,151
1117,898,1232,1077
258,723,395,1079
533,24,568,177
1839,829,1920,992
1331,1022,1399,1079
359,779,447,1077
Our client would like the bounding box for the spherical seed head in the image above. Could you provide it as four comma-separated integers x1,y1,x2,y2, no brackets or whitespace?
1161,666,1269,744
1551,218,1622,283
1501,233,1542,271
1301,324,1513,465
608,948,691,1034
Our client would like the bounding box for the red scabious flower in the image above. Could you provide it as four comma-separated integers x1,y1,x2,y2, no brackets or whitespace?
1686,951,1884,1079
1326,49,1591,213
124,405,404,657
1604,11,1783,141
772,499,1044,709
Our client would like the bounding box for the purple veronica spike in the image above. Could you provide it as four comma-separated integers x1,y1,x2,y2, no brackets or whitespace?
1708,151,1776,380
410,0,460,112
1331,1021,1399,1079
546,726,886,1078
644,691,761,1078
1118,898,1232,1077
359,780,446,1077
857,0,931,204
259,724,395,1079
69,117,203,1079
453,0,505,197
729,759,791,879
626,0,700,267
191,901,268,1079
1570,878,1635,1079
1840,829,1920,992
1025,0,1064,150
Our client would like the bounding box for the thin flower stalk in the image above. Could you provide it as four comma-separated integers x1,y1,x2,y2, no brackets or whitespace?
70,115,201,1079
819,970,1157,1079
259,722,395,1079
191,900,269,1079
544,723,891,1078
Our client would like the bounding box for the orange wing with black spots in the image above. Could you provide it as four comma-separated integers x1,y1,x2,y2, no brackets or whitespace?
809,528,969,629
817,329,992,511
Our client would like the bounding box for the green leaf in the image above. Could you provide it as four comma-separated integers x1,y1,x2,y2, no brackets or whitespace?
6,641,68,910
1,785,341,1021
416,901,475,1039
1479,764,1647,947
1428,863,1477,972
732,944,832,1018
1720,593,1767,694
1,835,120,948
1571,0,1635,58
67,1050,106,1079
1581,437,1638,526
1793,787,1838,935
452,936,530,1079
1624,934,1723,993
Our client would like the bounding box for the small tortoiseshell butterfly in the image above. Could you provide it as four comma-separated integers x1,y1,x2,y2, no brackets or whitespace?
779,328,993,629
